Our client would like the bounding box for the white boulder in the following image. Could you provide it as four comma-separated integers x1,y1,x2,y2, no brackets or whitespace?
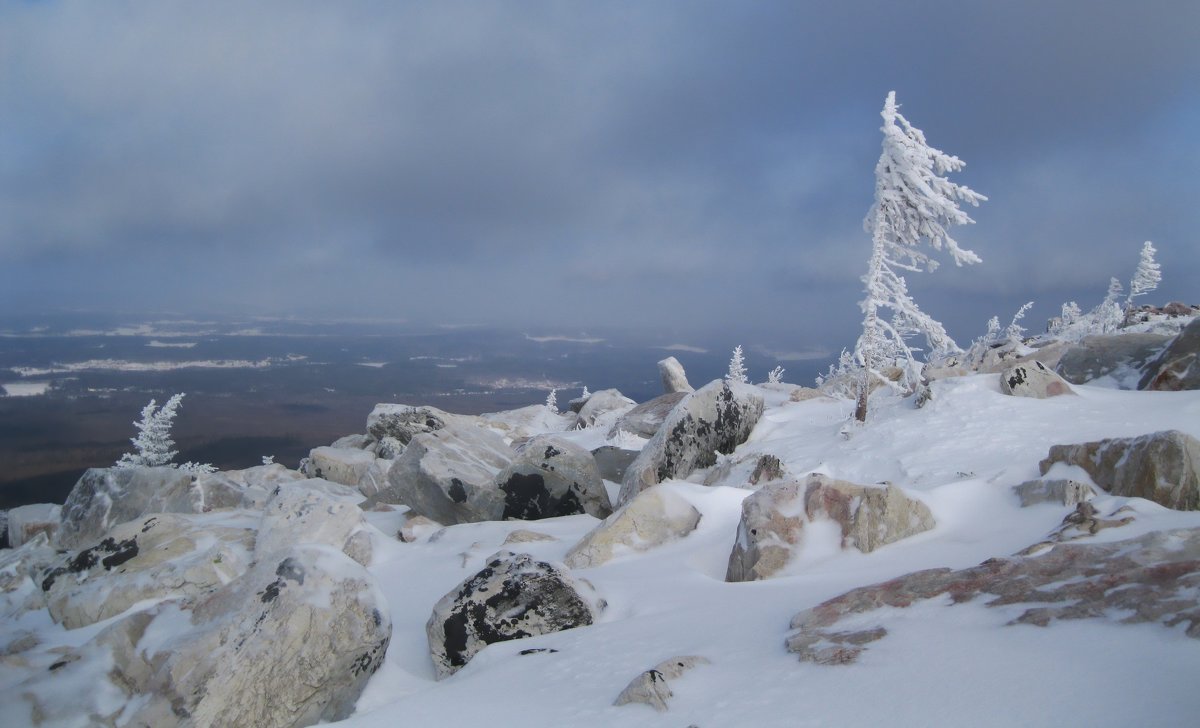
564,487,701,569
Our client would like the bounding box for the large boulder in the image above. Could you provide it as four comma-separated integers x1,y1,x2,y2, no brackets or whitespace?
703,453,790,489
590,446,641,482
1139,316,1200,391
256,481,375,566
107,544,391,727
657,356,693,394
5,503,61,548
306,446,389,498
1013,478,1097,507
727,475,935,582
57,466,198,549
366,403,461,445
564,487,701,569
378,422,514,525
1038,430,1200,510
998,360,1075,398
574,389,636,428
427,551,601,679
1055,332,1172,386
608,392,687,439
40,513,255,630
480,404,574,442
618,379,764,505
494,435,612,520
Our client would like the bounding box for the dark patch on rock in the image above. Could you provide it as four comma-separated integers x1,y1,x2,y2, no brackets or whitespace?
448,478,468,504
141,517,159,533
543,445,562,460
500,473,550,520
259,579,285,604
276,557,306,585
48,659,70,672
519,648,559,655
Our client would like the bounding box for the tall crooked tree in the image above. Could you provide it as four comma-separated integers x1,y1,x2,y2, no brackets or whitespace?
854,92,986,422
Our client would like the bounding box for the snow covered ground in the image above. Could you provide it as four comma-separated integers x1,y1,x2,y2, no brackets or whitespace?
338,375,1200,727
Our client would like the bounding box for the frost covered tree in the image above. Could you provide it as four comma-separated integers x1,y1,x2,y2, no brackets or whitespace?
581,385,590,399
115,393,184,468
767,366,785,384
853,92,986,422
1093,277,1125,333
726,345,748,384
1125,240,1161,315
545,388,558,413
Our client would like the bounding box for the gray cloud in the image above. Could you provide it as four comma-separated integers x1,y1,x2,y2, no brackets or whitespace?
1,0,1196,349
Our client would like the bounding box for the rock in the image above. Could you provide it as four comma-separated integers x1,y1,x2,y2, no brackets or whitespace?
1013,478,1097,507
590,446,641,482
306,446,389,498
41,513,255,630
57,466,199,549
786,527,1200,665
1046,501,1136,542
480,404,574,441
789,386,832,402
378,422,514,525
618,379,765,505
5,503,61,548
502,529,556,546
398,515,441,543
175,472,251,512
727,475,935,582
367,403,460,444
1139,316,1200,391
331,433,371,450
1161,301,1197,317
109,544,391,727
575,388,636,428
614,656,711,712
564,487,701,569
608,392,687,439
657,356,693,394
0,532,57,618
998,360,1076,398
1055,332,1172,386
256,481,375,566
494,435,612,520
1038,430,1200,510
566,393,590,414
702,453,790,489
426,551,601,679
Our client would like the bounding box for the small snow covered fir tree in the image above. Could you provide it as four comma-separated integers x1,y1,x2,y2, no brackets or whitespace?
545,388,558,412
767,366,785,384
581,385,590,399
726,345,748,384
1125,240,1161,316
115,394,184,468
853,92,986,422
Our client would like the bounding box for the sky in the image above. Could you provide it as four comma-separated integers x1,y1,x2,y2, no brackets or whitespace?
1,0,1197,354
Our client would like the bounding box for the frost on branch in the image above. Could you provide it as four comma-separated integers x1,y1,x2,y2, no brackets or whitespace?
545,388,558,413
852,91,985,421
767,366,785,385
115,394,184,468
726,345,748,384
1126,240,1161,314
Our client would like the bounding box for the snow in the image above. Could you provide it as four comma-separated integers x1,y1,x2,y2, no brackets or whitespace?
145,340,196,348
1,381,50,396
5,373,1200,726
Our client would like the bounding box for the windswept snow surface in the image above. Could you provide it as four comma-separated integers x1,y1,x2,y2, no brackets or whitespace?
336,375,1200,728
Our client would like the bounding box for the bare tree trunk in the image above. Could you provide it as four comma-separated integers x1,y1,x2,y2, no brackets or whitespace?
854,368,869,422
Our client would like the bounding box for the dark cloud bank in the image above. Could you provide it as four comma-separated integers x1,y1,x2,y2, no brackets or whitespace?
1,1,1197,351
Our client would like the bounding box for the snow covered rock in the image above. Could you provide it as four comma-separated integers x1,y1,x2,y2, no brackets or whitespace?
368,403,473,445
998,360,1076,398
786,527,1200,665
618,379,764,506
41,513,254,630
306,446,389,498
494,435,612,520
608,392,687,439
703,453,790,489
5,503,61,548
591,445,641,482
105,544,390,727
1139,316,1200,391
378,422,514,525
657,356,693,394
613,655,711,712
57,466,197,549
256,481,375,566
426,550,601,679
564,487,701,569
1039,430,1200,510
1055,332,1171,386
0,532,57,618
332,433,371,450
574,388,636,428
727,475,935,582
480,404,574,441
1013,478,1097,507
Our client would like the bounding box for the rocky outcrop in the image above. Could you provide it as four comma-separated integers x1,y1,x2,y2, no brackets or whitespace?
703,453,789,489
998,360,1075,398
608,392,687,439
613,655,710,712
480,404,573,442
1038,430,1200,510
256,481,375,566
426,551,601,679
727,475,935,582
305,446,388,498
41,513,255,629
657,356,693,394
1013,478,1097,507
494,435,612,520
57,467,198,549
378,422,514,525
5,503,61,548
366,403,462,445
0,533,57,618
618,379,764,505
1055,332,1171,385
574,389,636,428
107,544,391,727
786,527,1200,665
1139,316,1200,391
564,487,701,569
